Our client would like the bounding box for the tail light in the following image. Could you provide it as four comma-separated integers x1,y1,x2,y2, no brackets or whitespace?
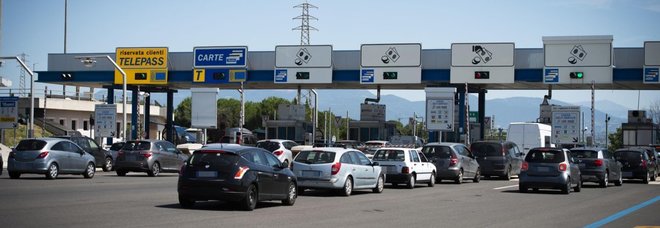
559,163,568,172
179,163,187,176
273,150,284,156
8,152,15,159
331,162,341,175
118,151,124,157
449,152,459,166
521,162,529,171
36,151,49,159
234,166,250,180
142,152,152,158
402,166,410,174
641,159,647,168
593,159,603,167
502,147,507,156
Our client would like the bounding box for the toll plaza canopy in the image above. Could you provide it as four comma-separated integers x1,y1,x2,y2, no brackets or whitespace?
37,47,659,91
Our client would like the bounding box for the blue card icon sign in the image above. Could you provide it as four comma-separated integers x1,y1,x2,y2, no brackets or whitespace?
361,69,375,83
644,67,659,83
544,68,559,83
275,69,288,83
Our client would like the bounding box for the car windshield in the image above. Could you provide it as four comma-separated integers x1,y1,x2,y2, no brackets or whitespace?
421,146,453,158
295,151,336,164
571,150,599,159
189,151,239,168
15,139,47,151
471,143,502,157
372,150,405,161
256,141,280,152
122,141,151,151
109,143,125,151
525,150,565,163
614,151,642,161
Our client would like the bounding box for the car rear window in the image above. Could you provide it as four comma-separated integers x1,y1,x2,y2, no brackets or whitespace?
295,151,336,164
372,150,405,161
421,146,453,158
256,141,280,152
109,143,125,151
471,143,502,157
525,149,565,163
614,151,642,161
16,140,47,151
189,151,239,168
122,141,151,151
571,150,599,159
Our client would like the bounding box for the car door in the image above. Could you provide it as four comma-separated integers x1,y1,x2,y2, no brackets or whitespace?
263,151,289,198
249,150,276,200
456,145,473,176
50,142,72,172
86,138,105,165
348,151,371,188
417,150,433,181
163,142,183,170
603,150,620,181
73,138,96,164
355,152,378,186
67,142,87,172
409,150,426,181
511,144,523,174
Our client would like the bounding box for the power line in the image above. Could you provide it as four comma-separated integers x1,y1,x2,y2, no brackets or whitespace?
292,1,318,45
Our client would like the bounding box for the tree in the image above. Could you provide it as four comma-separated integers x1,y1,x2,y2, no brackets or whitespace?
174,97,192,127
648,99,660,124
608,127,623,152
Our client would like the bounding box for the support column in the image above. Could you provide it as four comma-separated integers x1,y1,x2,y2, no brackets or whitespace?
106,88,114,145
131,88,138,140
479,89,486,141
166,90,174,143
458,88,465,143
144,94,151,139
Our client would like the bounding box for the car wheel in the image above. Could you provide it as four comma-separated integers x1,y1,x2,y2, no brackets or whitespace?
116,170,127,176
473,168,481,183
282,182,297,206
147,162,160,177
643,172,650,184
455,169,463,184
574,177,582,192
179,195,195,208
83,163,95,179
428,172,436,187
519,184,527,193
561,178,571,194
103,157,113,172
9,172,20,179
242,184,258,211
46,163,59,180
341,177,353,196
599,172,609,188
614,173,623,186
503,166,511,180
652,171,658,181
373,175,384,193
407,174,416,189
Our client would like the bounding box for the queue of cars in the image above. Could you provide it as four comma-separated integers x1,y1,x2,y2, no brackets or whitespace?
4,136,658,210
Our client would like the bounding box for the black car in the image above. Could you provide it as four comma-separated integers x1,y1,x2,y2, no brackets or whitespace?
178,144,297,211
615,148,657,184
54,136,114,171
633,146,660,179
471,141,524,180
571,147,623,187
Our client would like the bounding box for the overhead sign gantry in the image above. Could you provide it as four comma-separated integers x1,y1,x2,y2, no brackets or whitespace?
644,41,660,84
274,45,333,84
114,47,169,85
450,43,515,84
542,36,613,84
360,43,422,84
193,46,248,84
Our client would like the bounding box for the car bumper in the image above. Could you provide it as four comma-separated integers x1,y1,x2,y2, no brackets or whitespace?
437,169,461,179
115,160,152,172
580,170,606,183
621,170,648,180
178,179,247,201
385,173,412,183
481,168,507,176
297,176,344,189
8,160,49,173
519,173,569,189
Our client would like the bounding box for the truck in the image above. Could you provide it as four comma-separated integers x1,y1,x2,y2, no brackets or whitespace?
506,122,554,156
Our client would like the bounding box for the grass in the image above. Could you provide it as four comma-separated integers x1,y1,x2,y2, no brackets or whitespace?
1,124,54,148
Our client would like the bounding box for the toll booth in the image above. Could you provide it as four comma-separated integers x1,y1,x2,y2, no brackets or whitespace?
622,110,660,146
348,103,397,142
265,104,310,142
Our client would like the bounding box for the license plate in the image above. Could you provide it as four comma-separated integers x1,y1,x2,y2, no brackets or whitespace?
622,172,633,177
537,167,550,172
196,171,217,178
302,170,320,177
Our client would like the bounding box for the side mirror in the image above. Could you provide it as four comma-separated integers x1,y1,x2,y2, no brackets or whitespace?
371,162,380,166
281,160,290,168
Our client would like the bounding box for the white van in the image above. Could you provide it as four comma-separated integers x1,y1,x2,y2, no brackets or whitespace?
506,123,554,156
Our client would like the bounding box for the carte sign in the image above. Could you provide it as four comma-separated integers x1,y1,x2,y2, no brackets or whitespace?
360,43,422,84
0,97,18,129
644,41,660,84
551,106,581,144
274,45,333,84
114,47,169,85
543,36,613,84
193,46,248,84
450,43,515,84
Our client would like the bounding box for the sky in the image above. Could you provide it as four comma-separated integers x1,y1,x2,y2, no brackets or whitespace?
1,0,659,110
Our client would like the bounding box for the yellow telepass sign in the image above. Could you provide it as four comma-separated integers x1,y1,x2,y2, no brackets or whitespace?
114,47,169,85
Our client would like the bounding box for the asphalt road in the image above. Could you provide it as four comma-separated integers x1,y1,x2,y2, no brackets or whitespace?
0,170,658,228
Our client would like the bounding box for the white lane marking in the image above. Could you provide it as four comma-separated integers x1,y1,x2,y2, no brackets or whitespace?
509,179,519,182
493,184,518,190
649,181,660,185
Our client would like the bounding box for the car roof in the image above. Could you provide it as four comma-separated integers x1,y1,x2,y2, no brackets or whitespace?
570,147,606,151
615,147,646,152
378,147,415,151
425,142,463,147
257,139,291,143
199,143,258,153
300,147,356,154
365,140,389,143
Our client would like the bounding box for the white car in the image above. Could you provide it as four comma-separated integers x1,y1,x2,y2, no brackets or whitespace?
372,147,437,188
256,139,297,164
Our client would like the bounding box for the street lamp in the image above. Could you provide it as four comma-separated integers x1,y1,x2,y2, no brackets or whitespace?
75,55,127,141
0,56,35,138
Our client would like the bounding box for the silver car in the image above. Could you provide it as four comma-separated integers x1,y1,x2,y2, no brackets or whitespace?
7,138,96,179
115,140,189,177
292,148,384,196
422,143,481,184
519,148,582,194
